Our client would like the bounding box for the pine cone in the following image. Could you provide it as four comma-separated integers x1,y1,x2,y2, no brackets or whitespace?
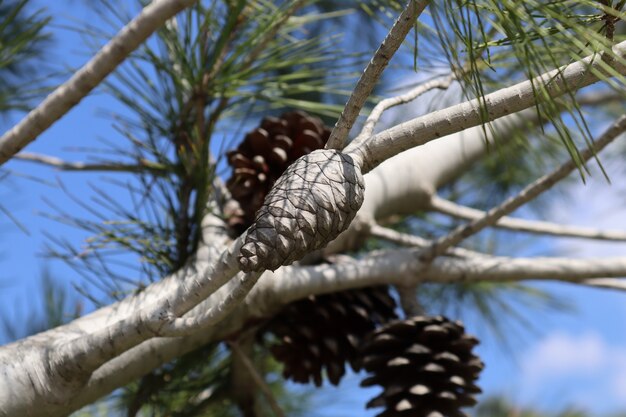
360,316,483,417
267,286,397,387
238,148,364,272
226,111,329,233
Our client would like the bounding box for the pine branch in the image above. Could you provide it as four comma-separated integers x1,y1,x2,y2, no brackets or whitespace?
0,0,198,166
353,74,455,144
582,278,626,292
44,235,243,384
230,335,263,417
420,114,626,261
429,194,626,241
346,40,626,173
14,152,168,174
368,222,486,258
325,0,430,150
260,251,626,304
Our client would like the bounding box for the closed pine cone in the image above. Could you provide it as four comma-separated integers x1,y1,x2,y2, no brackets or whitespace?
360,316,484,417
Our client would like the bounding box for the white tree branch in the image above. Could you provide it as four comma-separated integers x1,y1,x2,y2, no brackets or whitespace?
336,87,621,250
429,194,626,241
326,0,430,149
582,278,626,292
14,152,168,174
353,74,455,145
0,0,198,166
0,229,246,416
420,115,626,261
255,251,626,307
3,239,626,416
346,41,626,173
368,222,486,258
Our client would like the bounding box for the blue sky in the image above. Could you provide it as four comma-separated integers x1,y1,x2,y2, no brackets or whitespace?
1,2,626,416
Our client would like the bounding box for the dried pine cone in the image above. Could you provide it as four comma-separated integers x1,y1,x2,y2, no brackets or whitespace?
360,316,483,417
238,148,364,272
226,111,329,233
267,286,397,387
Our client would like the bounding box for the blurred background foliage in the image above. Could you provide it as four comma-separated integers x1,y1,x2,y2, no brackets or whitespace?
0,0,52,114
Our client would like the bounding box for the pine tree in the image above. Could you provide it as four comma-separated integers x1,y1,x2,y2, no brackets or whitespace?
1,1,626,416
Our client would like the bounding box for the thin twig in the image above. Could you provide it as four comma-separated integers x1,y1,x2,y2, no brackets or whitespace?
582,278,626,292
429,194,626,241
420,114,626,261
14,152,168,174
368,223,486,258
0,0,198,166
353,74,455,145
325,0,430,150
229,341,286,417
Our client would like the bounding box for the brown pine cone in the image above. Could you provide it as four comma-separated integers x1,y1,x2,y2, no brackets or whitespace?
267,286,398,387
360,316,484,417
225,111,330,233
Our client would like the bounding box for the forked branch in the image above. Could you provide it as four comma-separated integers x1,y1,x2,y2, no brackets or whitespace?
325,0,430,149
420,114,626,261
346,41,626,173
353,74,455,144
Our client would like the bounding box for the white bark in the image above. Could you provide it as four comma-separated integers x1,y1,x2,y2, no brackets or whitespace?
582,278,626,292
0,0,198,166
158,271,262,336
368,223,488,259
